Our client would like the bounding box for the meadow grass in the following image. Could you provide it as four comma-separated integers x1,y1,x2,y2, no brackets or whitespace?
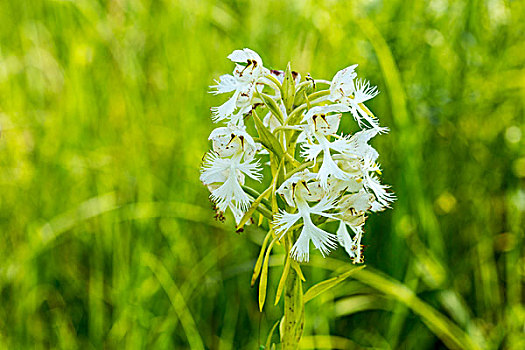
0,0,523,348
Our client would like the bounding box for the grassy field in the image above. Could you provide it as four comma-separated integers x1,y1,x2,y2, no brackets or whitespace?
0,0,524,348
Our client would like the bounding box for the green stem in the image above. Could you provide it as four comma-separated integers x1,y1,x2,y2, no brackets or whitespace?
281,234,305,349
266,63,305,349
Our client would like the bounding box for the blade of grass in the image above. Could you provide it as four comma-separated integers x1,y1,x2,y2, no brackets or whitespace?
143,253,205,350
304,266,365,303
352,269,482,350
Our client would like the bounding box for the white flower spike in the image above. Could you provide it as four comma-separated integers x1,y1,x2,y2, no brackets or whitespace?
200,125,262,222
202,49,394,264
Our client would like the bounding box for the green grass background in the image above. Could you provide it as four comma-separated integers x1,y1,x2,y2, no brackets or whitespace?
0,0,523,349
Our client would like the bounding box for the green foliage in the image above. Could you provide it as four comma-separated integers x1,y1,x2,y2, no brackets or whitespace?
0,0,523,349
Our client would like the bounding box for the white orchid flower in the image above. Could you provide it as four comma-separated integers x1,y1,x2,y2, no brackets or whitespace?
329,65,388,133
339,129,395,211
362,170,396,211
337,159,394,213
273,171,339,262
345,129,380,160
200,125,262,217
338,190,374,216
210,48,270,125
299,106,356,188
200,151,262,213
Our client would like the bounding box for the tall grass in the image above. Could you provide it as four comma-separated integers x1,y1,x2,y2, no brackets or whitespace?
0,0,523,348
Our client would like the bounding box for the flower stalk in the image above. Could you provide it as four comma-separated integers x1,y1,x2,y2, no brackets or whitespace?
282,260,304,349
200,48,395,348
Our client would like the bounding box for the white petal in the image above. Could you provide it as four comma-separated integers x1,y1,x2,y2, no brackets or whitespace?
351,128,378,146
228,48,263,65
345,129,379,161
370,201,386,212
273,211,301,238
211,90,239,122
355,104,388,133
329,137,353,154
210,170,251,212
300,142,323,161
330,65,358,101
209,127,241,157
338,190,373,213
236,83,256,108
301,104,349,124
364,174,396,208
209,124,257,157
353,79,379,104
291,215,337,262
290,229,311,262
237,158,262,181
209,74,238,95
317,149,349,188
317,113,341,136
336,221,354,257
229,204,246,225
309,194,338,217
295,179,325,202
263,111,282,132
276,170,318,207
200,152,230,185
276,171,316,194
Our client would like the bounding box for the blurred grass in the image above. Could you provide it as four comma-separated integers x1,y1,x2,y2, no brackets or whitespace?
0,0,524,349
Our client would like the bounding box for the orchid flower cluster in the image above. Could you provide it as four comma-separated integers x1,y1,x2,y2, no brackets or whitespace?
200,48,394,264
